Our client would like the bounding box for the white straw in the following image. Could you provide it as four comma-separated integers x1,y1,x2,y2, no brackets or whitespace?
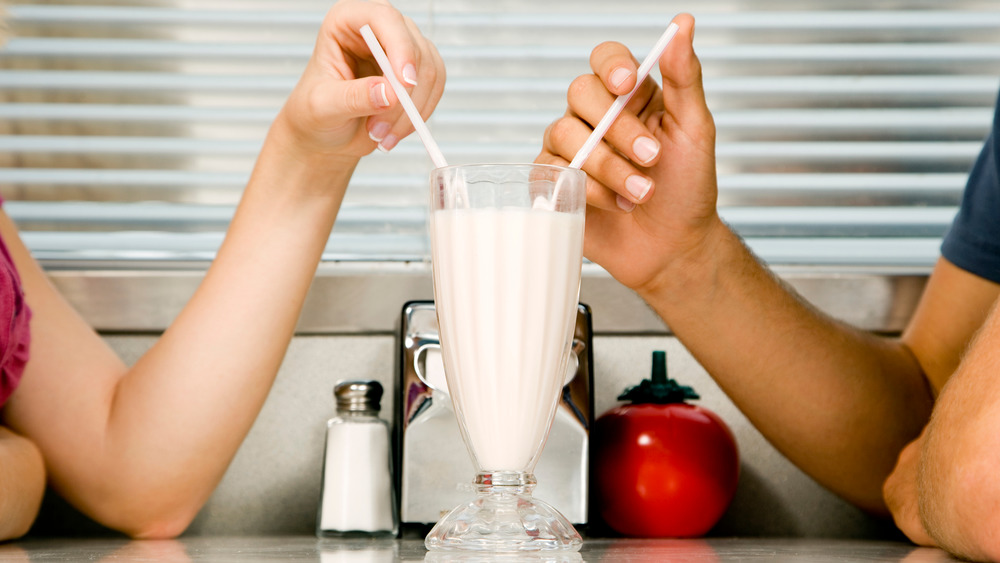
360,24,448,169
568,22,680,170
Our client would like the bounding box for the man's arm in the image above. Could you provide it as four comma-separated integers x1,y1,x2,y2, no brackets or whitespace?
537,14,986,513
917,296,1000,561
633,218,935,512
0,426,45,540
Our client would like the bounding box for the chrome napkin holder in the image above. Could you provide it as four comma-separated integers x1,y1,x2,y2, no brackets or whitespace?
396,301,593,526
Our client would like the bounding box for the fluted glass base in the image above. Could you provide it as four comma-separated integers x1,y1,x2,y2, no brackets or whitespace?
424,472,582,553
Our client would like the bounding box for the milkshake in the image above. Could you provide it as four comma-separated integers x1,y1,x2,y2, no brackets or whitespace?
425,163,586,552
431,208,584,471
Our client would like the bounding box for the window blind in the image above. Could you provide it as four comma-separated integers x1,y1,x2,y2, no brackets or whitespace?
1,0,998,270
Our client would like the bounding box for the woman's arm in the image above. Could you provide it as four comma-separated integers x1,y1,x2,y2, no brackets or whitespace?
0,426,45,541
0,0,443,539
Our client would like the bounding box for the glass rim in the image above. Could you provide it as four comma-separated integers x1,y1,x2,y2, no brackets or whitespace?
429,162,583,174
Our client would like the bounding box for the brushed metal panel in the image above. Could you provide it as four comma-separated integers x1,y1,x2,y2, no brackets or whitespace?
46,263,927,335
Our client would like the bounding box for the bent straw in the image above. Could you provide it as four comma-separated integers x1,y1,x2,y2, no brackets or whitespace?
360,24,448,169
568,22,680,170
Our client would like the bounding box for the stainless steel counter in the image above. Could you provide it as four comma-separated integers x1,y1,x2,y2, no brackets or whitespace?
0,537,961,562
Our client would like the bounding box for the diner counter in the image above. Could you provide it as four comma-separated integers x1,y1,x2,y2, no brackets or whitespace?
0,536,962,562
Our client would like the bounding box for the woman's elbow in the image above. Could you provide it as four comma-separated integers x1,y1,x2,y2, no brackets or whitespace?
101,507,197,540
120,511,195,540
83,486,203,540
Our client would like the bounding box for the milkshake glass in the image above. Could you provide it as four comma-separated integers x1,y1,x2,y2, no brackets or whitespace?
425,163,585,552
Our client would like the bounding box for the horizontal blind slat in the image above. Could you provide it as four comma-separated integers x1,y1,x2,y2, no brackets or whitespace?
0,136,983,162
11,6,1000,29
4,72,997,100
2,104,992,137
8,39,1000,63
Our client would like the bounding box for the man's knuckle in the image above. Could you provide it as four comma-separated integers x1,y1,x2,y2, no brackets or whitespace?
548,117,576,144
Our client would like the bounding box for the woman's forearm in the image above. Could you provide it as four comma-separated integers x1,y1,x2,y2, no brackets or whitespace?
11,117,359,538
0,426,45,540
78,120,357,536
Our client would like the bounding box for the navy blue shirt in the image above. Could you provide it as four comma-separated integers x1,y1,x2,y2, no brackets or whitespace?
941,90,1000,284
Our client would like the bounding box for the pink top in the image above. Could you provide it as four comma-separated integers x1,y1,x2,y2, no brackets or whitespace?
0,196,32,407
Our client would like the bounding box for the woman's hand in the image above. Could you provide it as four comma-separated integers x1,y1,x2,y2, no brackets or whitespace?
276,0,445,162
0,426,45,541
537,14,721,295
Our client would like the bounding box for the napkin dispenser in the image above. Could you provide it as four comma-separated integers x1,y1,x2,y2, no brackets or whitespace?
396,301,593,526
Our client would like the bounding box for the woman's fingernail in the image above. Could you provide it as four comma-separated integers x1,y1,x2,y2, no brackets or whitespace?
371,82,390,109
377,134,399,153
633,136,659,165
368,121,391,143
610,67,632,90
402,64,418,86
616,194,636,213
625,175,652,201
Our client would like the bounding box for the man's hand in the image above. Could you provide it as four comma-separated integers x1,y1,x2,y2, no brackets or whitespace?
884,432,937,547
536,13,721,294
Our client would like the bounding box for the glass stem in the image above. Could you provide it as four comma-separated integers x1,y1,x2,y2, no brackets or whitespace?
474,471,536,497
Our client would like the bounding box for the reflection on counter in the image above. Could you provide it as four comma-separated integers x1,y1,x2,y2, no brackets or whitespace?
319,539,397,563
0,544,28,563
595,539,718,562
0,537,965,562
100,541,191,562
424,551,582,563
0,539,192,563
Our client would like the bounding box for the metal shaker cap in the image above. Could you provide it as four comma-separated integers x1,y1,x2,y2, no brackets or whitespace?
334,380,383,413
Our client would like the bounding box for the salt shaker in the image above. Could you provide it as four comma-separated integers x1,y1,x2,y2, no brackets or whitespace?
317,380,398,537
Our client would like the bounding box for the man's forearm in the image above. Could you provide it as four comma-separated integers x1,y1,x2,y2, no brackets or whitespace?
637,218,933,511
919,300,1000,562
0,426,45,540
